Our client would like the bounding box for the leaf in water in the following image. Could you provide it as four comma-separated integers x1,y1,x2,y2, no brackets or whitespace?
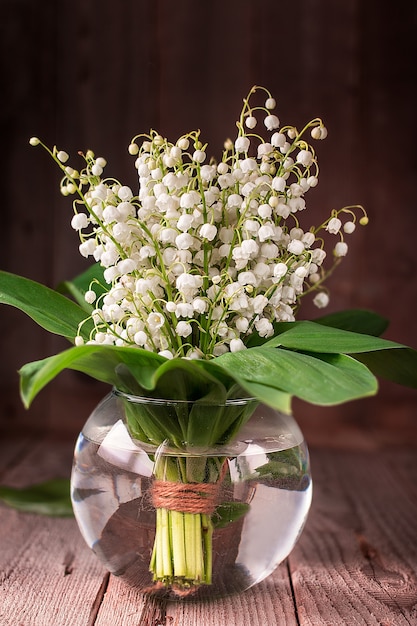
0,479,72,516
256,460,300,480
212,502,250,528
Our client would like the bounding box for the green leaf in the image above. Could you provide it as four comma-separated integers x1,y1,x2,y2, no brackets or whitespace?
212,502,250,529
148,358,228,402
245,309,390,348
0,479,72,516
0,271,93,340
19,345,167,407
314,309,389,336
19,341,249,407
255,448,303,480
355,347,417,389
19,344,260,447
255,460,300,479
216,347,378,405
122,358,232,447
263,321,403,353
57,264,106,312
221,381,292,414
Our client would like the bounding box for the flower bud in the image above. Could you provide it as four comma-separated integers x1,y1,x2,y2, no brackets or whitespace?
307,175,318,188
230,338,246,352
235,136,250,153
177,137,189,150
245,115,257,129
343,221,356,234
85,290,97,304
57,150,69,163
200,223,217,241
287,239,305,255
334,241,348,257
128,143,139,155
193,149,206,163
71,213,88,231
311,127,321,140
176,321,192,338
272,176,286,192
118,186,133,201
91,164,103,176
296,150,313,167
326,217,342,234
313,292,329,308
264,114,280,130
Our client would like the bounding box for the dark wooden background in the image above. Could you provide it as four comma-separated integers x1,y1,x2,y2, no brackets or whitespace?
1,0,416,443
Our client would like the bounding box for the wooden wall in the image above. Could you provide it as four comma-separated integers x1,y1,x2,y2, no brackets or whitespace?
1,0,416,441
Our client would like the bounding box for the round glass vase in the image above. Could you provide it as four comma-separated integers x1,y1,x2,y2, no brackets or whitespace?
70,390,312,600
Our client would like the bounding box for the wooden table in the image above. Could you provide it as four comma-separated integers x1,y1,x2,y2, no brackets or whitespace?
1,435,417,625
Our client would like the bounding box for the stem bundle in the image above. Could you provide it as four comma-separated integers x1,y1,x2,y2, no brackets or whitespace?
149,455,223,592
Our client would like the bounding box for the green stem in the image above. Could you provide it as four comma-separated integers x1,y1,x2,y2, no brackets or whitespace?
203,514,213,584
161,508,173,579
171,510,187,577
185,513,197,579
150,455,219,591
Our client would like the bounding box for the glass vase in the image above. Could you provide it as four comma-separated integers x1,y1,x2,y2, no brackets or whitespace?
70,390,312,600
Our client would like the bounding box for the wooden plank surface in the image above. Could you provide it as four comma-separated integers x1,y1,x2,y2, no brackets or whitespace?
290,448,417,625
0,439,107,626
1,437,417,625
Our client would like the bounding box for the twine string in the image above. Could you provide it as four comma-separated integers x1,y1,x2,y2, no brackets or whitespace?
151,479,221,515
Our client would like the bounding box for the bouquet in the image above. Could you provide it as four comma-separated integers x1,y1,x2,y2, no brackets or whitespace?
1,86,416,593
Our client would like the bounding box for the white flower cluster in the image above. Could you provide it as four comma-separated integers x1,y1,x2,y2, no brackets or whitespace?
33,86,367,359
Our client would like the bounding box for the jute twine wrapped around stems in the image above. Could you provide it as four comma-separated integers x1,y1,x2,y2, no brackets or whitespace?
151,479,221,515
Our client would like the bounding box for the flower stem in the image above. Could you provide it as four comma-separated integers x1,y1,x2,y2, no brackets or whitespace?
171,510,187,576
202,513,213,584
150,455,218,592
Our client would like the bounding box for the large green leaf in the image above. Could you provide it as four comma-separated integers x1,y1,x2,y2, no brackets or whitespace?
263,321,403,353
245,309,389,348
216,347,378,405
19,344,260,447
19,343,266,450
355,348,417,389
0,271,93,340
0,479,72,516
19,343,249,409
20,336,381,411
19,344,166,407
314,309,389,336
254,321,417,390
222,381,292,414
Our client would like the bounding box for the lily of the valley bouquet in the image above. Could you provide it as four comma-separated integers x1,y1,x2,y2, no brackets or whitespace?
1,86,416,593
